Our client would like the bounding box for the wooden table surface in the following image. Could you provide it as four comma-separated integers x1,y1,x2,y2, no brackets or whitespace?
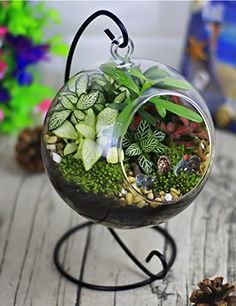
0,130,235,306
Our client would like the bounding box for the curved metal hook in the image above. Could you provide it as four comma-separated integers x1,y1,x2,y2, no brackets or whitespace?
64,10,129,83
145,250,168,278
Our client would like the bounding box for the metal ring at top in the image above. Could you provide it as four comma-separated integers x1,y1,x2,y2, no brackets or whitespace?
110,36,134,65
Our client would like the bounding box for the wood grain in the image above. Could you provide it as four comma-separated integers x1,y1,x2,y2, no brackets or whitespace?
0,130,235,306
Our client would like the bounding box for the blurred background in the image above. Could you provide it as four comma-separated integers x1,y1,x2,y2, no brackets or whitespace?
41,1,191,88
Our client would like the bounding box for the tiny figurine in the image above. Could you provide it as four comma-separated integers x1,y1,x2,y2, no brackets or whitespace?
157,155,170,174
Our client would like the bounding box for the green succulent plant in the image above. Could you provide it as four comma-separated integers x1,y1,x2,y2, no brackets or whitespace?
123,120,167,174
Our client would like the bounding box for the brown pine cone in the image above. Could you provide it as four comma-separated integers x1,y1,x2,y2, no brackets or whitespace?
190,277,236,306
15,126,44,173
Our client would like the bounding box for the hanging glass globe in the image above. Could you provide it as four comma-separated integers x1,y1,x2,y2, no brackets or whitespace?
42,38,214,229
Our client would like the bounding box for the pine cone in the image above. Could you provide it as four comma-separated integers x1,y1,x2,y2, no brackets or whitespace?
15,127,44,173
190,277,236,306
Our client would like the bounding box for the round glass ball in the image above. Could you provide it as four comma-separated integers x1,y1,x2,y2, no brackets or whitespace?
42,59,214,229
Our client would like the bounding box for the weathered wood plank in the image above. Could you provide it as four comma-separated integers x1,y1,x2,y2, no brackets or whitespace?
0,130,236,306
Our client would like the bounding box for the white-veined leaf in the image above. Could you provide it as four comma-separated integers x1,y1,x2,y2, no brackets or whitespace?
135,120,151,141
75,74,89,97
48,109,71,131
53,120,78,139
140,137,159,153
153,130,166,141
77,91,100,110
125,143,142,156
138,155,153,174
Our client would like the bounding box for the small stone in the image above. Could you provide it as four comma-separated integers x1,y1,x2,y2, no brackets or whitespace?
44,134,50,142
46,144,56,151
131,183,140,193
151,202,159,208
170,188,180,196
137,200,146,208
128,171,134,176
128,176,135,183
159,191,165,196
121,188,127,195
47,136,57,144
171,193,179,200
164,193,173,202
126,193,133,205
133,195,142,203
119,198,126,207
161,195,165,201
154,197,162,202
147,192,154,200
51,152,62,163
123,182,128,189
141,188,149,195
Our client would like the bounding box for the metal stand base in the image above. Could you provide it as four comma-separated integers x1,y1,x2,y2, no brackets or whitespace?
53,221,177,291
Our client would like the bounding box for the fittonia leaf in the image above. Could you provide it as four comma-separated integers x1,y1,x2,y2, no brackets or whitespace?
76,123,96,140
77,91,101,110
153,129,166,141
135,120,151,141
73,109,86,121
84,108,96,127
48,109,71,131
81,139,102,171
125,143,142,156
75,73,89,97
65,93,78,104
61,96,75,110
140,137,160,153
64,143,78,156
138,155,153,174
150,97,203,123
96,107,118,134
53,120,78,139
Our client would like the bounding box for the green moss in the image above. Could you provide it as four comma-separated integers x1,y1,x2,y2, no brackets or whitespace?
59,155,123,196
153,171,201,194
168,144,185,166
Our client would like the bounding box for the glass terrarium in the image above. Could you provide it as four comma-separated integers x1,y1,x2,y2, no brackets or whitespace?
42,49,214,229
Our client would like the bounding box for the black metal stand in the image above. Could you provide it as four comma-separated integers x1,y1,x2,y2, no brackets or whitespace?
53,221,177,291
53,10,177,292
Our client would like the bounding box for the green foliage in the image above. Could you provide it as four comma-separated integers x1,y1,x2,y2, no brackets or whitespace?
59,155,124,196
153,171,200,194
0,1,67,50
150,97,203,123
0,80,54,134
124,120,167,174
168,144,186,166
152,143,199,194
0,1,68,134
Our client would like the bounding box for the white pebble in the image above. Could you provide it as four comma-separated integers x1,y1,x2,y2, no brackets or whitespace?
46,144,56,151
164,193,172,202
51,152,62,163
121,188,127,195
